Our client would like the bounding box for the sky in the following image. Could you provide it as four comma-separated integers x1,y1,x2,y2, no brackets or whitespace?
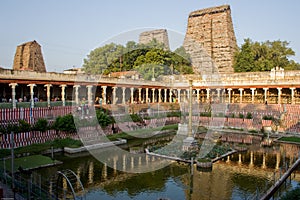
0,0,299,72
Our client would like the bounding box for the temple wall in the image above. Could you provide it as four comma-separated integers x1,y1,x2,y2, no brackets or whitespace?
184,5,237,74
13,40,46,72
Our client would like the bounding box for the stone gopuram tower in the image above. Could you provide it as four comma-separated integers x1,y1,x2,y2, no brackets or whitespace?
184,5,237,74
139,29,170,50
13,40,46,72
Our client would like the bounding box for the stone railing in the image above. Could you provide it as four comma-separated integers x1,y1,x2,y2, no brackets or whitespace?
3,67,300,88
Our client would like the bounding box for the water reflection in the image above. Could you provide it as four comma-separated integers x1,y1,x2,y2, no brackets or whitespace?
35,137,300,200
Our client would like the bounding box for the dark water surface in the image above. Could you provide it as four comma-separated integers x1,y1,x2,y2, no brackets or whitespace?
36,136,300,200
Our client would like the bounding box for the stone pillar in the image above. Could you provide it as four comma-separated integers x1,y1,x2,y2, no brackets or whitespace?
9,83,18,109
216,88,221,103
164,89,167,103
73,85,80,105
169,89,173,103
290,87,296,104
102,86,107,105
177,89,181,103
122,87,126,105
152,88,155,103
239,88,244,104
60,84,67,106
263,88,268,104
27,84,36,108
186,89,189,103
227,88,232,104
145,88,149,103
277,87,282,104
138,88,142,103
130,87,134,104
196,89,200,103
44,84,52,107
250,88,256,104
112,87,117,104
158,89,162,103
206,88,210,101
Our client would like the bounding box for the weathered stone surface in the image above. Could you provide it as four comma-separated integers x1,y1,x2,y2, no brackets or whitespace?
13,40,46,72
184,5,237,74
139,29,170,50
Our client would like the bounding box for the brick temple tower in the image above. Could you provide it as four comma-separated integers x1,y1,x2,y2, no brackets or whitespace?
184,5,237,74
139,29,170,50
13,40,46,72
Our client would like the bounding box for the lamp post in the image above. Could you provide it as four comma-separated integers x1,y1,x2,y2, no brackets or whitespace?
188,80,193,137
11,131,15,198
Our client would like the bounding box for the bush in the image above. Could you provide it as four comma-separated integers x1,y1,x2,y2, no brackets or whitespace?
53,114,76,133
167,111,181,117
130,113,143,122
239,113,244,119
263,115,274,120
227,113,235,118
0,120,32,134
200,112,211,117
33,118,49,132
96,110,113,127
18,120,32,132
246,112,253,119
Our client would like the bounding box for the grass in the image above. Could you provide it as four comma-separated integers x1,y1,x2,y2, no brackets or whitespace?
3,155,61,172
107,124,178,141
0,137,83,158
0,125,177,157
279,136,300,143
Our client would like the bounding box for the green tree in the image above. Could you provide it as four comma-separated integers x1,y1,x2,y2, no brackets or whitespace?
133,48,169,80
234,39,300,72
234,39,255,72
83,43,125,75
83,40,193,78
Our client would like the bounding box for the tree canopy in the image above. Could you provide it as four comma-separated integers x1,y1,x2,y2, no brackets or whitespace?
233,39,300,72
82,40,193,80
